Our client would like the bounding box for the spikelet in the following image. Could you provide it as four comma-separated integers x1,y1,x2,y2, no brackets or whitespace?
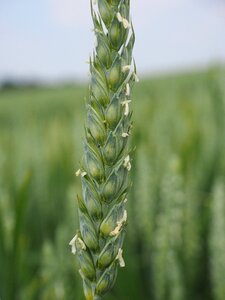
70,0,136,299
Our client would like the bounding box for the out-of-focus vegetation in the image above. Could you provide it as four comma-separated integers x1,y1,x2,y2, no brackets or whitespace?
0,67,224,300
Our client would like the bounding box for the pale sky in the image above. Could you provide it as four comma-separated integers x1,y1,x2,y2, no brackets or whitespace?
0,0,225,82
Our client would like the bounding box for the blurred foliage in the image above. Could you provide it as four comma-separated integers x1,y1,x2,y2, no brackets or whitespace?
0,67,224,300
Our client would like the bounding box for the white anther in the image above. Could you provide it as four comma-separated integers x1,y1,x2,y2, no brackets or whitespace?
122,18,131,29
125,83,130,96
69,234,86,255
122,132,129,138
116,12,123,23
116,12,131,29
123,155,131,171
75,169,87,177
122,210,128,223
116,248,125,267
110,223,122,236
69,234,78,255
121,100,131,116
94,28,102,34
122,65,131,73
77,237,86,251
110,210,127,236
75,169,81,176
93,0,97,5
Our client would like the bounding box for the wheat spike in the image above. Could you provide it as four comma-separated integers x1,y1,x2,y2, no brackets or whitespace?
69,0,136,299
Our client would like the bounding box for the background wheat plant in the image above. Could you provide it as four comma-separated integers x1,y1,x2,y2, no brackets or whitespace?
69,0,137,299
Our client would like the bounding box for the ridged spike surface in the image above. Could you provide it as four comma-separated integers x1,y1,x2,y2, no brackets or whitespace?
70,0,137,299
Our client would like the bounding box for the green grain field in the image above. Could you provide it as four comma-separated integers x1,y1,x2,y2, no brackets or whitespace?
0,67,225,300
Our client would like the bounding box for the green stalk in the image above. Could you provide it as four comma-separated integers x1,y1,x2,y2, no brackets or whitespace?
69,0,137,299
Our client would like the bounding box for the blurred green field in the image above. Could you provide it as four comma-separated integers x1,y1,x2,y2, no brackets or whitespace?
0,67,225,300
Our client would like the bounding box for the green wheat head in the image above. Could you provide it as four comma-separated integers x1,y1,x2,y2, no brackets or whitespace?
69,0,137,299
